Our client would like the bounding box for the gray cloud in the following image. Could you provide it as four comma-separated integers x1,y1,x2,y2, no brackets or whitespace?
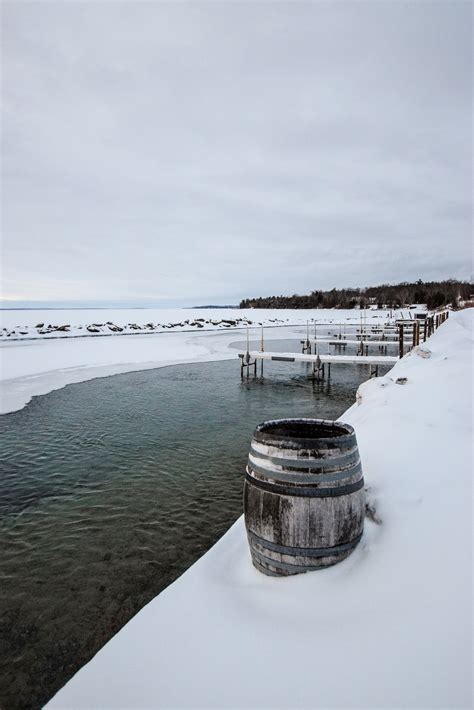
1,0,472,304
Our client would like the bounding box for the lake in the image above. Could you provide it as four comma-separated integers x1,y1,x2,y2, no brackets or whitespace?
0,339,392,708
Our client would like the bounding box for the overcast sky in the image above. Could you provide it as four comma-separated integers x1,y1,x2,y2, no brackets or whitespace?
2,0,472,306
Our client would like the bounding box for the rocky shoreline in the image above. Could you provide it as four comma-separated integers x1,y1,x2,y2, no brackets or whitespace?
1,315,289,341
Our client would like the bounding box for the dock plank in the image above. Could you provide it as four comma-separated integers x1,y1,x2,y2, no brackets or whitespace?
238,351,399,365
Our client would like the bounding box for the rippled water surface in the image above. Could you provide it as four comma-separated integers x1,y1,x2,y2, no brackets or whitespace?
0,339,392,709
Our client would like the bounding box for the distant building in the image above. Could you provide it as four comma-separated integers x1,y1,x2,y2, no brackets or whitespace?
411,304,428,319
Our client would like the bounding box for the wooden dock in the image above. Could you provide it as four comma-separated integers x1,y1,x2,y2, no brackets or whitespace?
309,322,393,328
238,310,449,380
303,334,399,342
301,337,398,346
321,339,398,347
240,351,398,365
238,350,398,380
300,337,399,356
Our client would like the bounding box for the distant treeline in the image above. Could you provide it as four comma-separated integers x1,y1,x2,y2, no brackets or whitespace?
240,279,472,310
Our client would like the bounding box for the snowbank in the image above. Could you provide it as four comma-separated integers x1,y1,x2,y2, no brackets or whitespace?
47,310,472,709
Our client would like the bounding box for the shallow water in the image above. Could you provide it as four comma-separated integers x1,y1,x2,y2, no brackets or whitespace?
0,340,392,709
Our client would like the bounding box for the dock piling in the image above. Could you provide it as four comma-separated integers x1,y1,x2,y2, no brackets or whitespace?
302,321,312,354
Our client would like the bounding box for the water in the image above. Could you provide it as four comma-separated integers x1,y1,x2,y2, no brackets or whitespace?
0,340,391,708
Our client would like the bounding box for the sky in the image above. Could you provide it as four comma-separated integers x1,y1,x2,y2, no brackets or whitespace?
1,0,472,307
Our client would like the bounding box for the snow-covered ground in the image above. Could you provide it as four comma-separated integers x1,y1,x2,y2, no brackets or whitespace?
0,306,406,341
0,308,408,414
43,310,472,709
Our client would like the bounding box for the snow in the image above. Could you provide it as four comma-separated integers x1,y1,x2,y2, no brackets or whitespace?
0,308,408,414
44,310,472,709
0,306,408,341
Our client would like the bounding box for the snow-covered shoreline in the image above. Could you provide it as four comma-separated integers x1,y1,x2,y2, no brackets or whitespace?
45,310,472,709
0,325,311,415
0,308,406,415
0,306,402,342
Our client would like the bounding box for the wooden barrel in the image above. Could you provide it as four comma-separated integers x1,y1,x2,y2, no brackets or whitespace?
244,418,365,576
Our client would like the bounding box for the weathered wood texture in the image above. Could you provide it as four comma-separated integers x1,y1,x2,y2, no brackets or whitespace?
244,419,365,576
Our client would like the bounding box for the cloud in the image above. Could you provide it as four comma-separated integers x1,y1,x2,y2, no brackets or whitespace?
1,0,472,304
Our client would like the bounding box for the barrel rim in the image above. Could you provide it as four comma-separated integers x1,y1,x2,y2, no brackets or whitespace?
253,418,355,446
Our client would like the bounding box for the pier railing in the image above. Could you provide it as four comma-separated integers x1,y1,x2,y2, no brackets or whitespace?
396,309,449,356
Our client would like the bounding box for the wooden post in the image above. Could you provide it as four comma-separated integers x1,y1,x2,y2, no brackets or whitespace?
399,324,404,359
315,355,322,381
412,322,417,349
423,320,427,342
370,364,379,378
